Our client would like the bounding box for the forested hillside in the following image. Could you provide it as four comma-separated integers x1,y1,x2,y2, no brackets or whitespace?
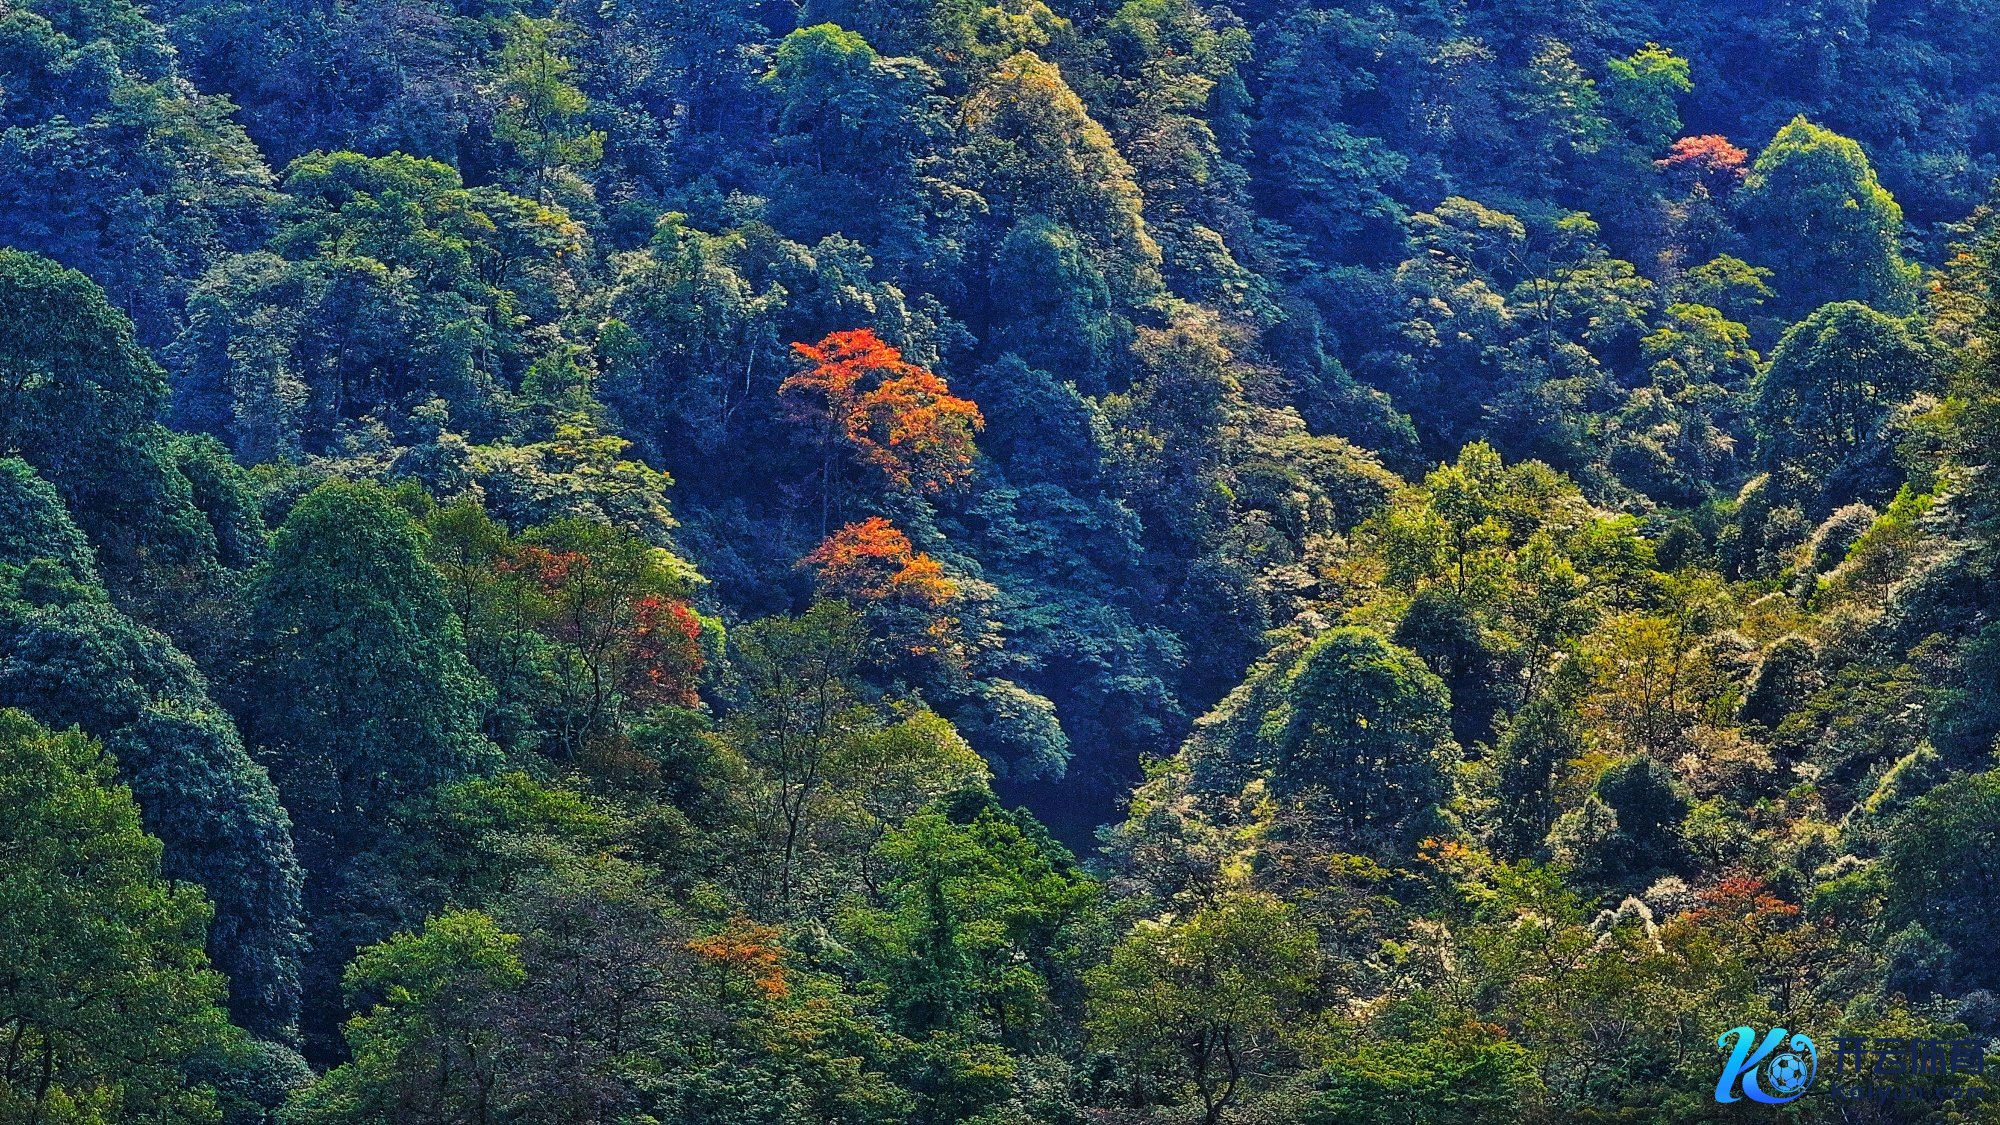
8,0,2000,1120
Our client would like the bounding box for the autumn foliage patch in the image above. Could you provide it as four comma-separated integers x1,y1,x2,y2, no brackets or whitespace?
783,328,984,496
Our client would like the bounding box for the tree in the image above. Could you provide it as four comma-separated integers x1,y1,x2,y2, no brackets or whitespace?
762,24,948,263
1657,136,1748,195
491,863,704,1121
1549,755,1691,884
1603,44,1690,152
507,518,706,759
599,217,790,456
647,0,767,136
1508,39,1610,190
1580,572,1732,759
0,709,236,1124
727,601,872,913
1738,634,1815,732
984,218,1123,396
1249,6,1415,266
846,808,1093,1045
0,250,163,483
419,500,550,754
1384,440,1520,600
0,457,306,1038
1737,117,1918,318
1087,0,1260,308
284,910,525,1125
1087,893,1319,1125
1883,771,2000,990
0,457,97,586
0,249,225,578
1102,311,1241,554
782,328,984,514
242,480,496,858
804,517,961,663
176,153,588,458
1753,300,1937,511
1394,585,1511,749
1,603,311,1039
489,15,604,202
805,517,956,610
0,1,270,347
1621,301,1758,502
826,711,988,857
1383,200,1524,453
1680,255,1770,319
801,0,1063,75
1932,622,2000,761
241,480,499,1054
1301,1022,1541,1124
1261,627,1459,853
1493,690,1585,858
963,51,1164,307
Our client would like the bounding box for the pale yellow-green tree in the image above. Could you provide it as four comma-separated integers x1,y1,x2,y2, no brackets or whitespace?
490,16,604,201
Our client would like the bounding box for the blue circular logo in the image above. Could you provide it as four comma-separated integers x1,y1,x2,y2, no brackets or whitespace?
1765,1044,1813,1097
1716,1027,1817,1104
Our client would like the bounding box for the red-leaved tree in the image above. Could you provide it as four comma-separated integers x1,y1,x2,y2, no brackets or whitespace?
781,329,983,522
502,521,704,756
1658,134,1748,194
803,516,957,609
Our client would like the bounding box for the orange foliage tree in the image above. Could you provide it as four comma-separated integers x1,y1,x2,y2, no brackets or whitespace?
804,517,964,663
688,918,791,1000
803,516,957,609
1657,134,1748,193
1681,875,1832,1011
781,329,984,514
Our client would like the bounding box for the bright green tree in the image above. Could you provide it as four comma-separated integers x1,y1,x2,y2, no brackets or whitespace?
1262,626,1459,852
1737,117,1918,317
1087,893,1319,1125
0,709,236,1124
1301,1021,1541,1124
1752,300,1937,509
1603,44,1691,151
490,15,604,201
283,911,525,1125
244,480,496,858
846,807,1094,1042
801,0,1063,78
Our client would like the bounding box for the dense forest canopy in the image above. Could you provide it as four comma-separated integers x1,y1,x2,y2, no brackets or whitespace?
10,0,2000,1120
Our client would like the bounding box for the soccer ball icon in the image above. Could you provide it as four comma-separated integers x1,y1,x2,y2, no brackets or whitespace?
1765,1051,1811,1096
